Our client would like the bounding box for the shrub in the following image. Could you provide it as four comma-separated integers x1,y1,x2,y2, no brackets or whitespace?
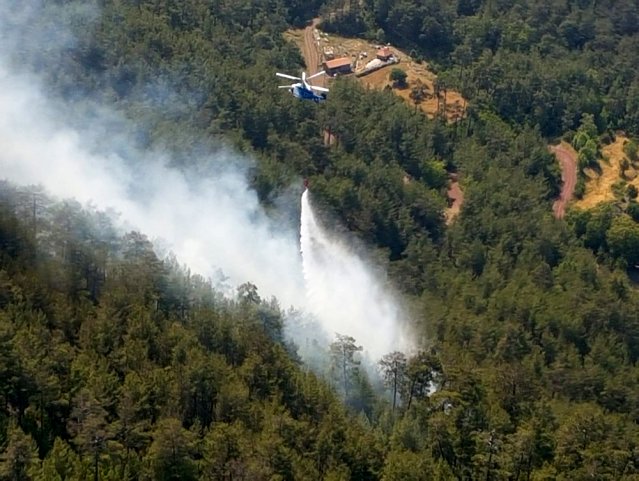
390,68,408,88
627,202,639,222
620,157,630,176
612,180,627,200
574,177,586,199
624,140,638,161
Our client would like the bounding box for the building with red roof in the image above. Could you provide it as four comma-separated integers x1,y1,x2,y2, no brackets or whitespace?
377,47,393,60
322,57,353,75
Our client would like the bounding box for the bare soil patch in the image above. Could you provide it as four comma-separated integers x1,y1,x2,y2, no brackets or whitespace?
323,129,337,146
445,173,464,224
550,141,578,219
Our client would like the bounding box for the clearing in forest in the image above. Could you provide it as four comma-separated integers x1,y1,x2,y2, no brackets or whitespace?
445,173,464,224
573,135,636,210
284,22,466,121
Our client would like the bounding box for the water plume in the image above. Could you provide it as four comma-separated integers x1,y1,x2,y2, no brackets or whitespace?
300,189,412,362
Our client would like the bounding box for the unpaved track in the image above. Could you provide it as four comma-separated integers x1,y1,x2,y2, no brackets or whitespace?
301,19,326,87
445,173,464,224
551,142,578,219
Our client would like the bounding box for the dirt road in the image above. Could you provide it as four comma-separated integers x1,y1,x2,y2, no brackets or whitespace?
551,142,578,219
301,19,326,87
445,173,464,224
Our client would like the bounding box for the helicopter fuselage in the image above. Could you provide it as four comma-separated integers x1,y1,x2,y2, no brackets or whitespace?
291,84,327,103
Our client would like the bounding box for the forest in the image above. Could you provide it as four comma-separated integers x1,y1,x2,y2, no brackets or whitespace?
2,0,639,479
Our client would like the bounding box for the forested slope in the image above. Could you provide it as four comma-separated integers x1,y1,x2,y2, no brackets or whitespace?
321,0,639,137
2,0,639,480
0,184,387,480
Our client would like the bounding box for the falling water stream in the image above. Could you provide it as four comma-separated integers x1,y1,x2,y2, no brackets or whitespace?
299,189,412,362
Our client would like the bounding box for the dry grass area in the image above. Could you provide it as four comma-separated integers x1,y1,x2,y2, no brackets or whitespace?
359,65,466,121
283,25,466,121
573,135,636,209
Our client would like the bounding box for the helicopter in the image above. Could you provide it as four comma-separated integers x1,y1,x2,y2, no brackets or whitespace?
276,70,329,103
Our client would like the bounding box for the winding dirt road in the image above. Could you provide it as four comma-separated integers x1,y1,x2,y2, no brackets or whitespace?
550,142,578,219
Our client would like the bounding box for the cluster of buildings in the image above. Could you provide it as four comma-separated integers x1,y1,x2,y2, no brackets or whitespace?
322,46,396,76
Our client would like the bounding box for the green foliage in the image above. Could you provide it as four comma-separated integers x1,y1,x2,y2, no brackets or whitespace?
0,423,39,481
624,139,638,161
147,418,198,481
36,438,81,481
577,113,599,140
378,351,406,411
389,68,407,88
572,202,617,252
627,201,639,222
329,334,363,402
572,130,590,152
574,177,586,199
574,115,601,172
381,449,434,480
607,214,639,265
612,180,628,200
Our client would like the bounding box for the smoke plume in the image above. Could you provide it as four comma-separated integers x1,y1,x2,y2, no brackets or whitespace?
0,0,413,362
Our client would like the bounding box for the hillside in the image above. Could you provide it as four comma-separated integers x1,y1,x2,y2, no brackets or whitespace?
2,0,639,479
0,184,388,480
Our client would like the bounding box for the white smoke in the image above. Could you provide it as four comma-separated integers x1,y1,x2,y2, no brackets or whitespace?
0,61,306,305
0,0,414,363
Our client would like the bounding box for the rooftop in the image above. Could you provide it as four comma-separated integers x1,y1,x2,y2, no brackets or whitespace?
377,47,393,58
324,57,352,69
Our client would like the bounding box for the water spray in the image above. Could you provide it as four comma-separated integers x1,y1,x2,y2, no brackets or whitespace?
299,188,412,364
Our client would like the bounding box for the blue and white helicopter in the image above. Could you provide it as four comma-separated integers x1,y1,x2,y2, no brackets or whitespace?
276,70,329,103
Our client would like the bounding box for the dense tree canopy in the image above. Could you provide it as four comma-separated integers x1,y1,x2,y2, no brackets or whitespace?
322,0,639,137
